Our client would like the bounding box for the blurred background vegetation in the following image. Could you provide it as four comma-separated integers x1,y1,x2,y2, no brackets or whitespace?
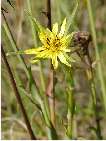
1,0,106,139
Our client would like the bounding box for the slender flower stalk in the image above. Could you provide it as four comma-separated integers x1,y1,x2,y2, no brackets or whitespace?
66,70,77,139
47,0,52,30
1,45,36,140
67,89,75,139
46,0,56,130
85,55,103,139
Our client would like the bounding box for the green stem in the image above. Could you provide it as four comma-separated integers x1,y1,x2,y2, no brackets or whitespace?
85,55,102,139
88,72,102,139
67,89,73,139
39,62,45,93
86,0,106,111
66,70,76,139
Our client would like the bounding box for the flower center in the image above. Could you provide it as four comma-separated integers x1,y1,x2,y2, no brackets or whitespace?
46,35,62,52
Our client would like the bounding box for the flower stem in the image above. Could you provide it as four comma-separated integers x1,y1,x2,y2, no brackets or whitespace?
66,70,77,139
1,45,37,140
47,0,52,30
52,69,56,127
46,0,56,127
85,55,102,139
67,89,74,139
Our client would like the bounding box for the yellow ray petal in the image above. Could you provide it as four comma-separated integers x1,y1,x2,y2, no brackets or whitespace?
58,52,71,67
24,47,44,54
52,55,58,69
59,18,66,38
46,28,54,40
36,50,51,58
39,28,52,45
52,23,58,35
39,31,47,45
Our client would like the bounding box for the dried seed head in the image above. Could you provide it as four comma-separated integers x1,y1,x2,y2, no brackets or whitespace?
71,31,92,56
72,31,92,48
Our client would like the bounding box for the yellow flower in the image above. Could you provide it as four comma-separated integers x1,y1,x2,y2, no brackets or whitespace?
23,18,74,69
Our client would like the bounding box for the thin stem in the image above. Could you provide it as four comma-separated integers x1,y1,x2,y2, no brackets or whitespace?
47,0,52,30
51,70,56,127
46,0,56,127
67,89,73,139
66,70,76,139
39,62,45,92
87,71,102,139
1,45,36,140
91,83,102,139
86,0,106,111
85,55,102,139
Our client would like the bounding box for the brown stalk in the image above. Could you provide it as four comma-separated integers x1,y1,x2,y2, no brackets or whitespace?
46,0,52,30
45,0,56,127
1,45,37,140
